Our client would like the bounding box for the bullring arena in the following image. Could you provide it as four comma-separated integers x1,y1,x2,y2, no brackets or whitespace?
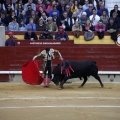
0,28,120,120
0,77,120,120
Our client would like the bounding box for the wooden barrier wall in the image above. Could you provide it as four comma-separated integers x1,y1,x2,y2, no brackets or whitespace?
0,40,120,71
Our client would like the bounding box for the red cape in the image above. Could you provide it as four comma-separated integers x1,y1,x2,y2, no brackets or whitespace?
22,60,43,85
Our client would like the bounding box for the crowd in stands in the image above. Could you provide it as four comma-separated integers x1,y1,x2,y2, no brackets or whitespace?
1,0,120,44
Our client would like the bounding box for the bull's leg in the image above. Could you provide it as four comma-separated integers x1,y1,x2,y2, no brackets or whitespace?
79,76,88,88
93,75,104,88
57,80,65,90
59,78,68,89
60,82,64,89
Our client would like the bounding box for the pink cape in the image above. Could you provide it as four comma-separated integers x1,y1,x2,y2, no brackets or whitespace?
22,60,43,85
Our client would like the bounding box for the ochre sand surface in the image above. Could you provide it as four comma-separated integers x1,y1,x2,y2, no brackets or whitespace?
0,82,120,120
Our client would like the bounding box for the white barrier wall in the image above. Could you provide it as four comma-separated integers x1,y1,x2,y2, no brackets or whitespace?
0,26,5,46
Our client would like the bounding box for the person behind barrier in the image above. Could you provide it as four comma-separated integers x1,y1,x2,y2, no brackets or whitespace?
39,28,53,40
72,21,82,38
5,31,17,46
55,26,69,41
8,16,19,31
24,27,38,40
89,8,100,30
95,20,106,39
110,5,120,18
33,47,63,87
106,18,118,41
100,10,109,26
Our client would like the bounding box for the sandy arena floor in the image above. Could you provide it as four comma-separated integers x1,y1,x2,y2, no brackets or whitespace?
0,81,120,120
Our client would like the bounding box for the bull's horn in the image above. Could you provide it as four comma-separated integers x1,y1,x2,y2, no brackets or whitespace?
51,74,54,79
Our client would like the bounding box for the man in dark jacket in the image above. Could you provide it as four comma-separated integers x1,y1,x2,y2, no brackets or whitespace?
107,18,118,41
57,0,66,16
110,5,120,18
39,29,53,40
61,12,73,31
24,27,38,40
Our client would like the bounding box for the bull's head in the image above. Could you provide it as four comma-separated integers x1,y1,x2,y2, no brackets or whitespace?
51,64,65,87
51,74,64,86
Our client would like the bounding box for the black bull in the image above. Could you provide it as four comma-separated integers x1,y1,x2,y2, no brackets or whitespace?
51,60,104,89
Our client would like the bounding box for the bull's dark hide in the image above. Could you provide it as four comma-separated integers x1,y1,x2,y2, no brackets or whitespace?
52,60,104,89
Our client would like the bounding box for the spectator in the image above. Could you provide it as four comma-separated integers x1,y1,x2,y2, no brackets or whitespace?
5,31,17,46
40,12,48,24
26,17,36,31
61,11,67,20
95,20,106,39
18,10,27,24
13,0,23,5
94,0,103,10
7,10,17,23
19,19,27,31
26,10,38,24
65,5,73,18
76,5,84,19
37,5,48,18
24,0,36,12
0,11,9,27
63,12,73,31
24,27,38,40
97,3,109,17
72,21,82,38
83,2,95,41
49,4,60,17
39,28,53,39
59,18,66,29
57,0,66,16
100,10,109,25
46,17,58,32
110,5,120,18
79,12,88,28
83,19,93,31
5,4,12,17
111,12,120,30
15,3,23,16
46,1,56,14
8,16,19,31
107,18,118,41
85,4,94,18
52,12,60,27
71,0,79,13
72,12,79,25
0,3,4,12
36,0,46,13
55,26,69,41
82,0,89,11
69,0,74,8
89,8,100,30
3,0,14,11
25,4,32,18
36,18,46,31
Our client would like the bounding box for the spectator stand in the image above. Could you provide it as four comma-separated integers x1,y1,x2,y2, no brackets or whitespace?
5,31,119,45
